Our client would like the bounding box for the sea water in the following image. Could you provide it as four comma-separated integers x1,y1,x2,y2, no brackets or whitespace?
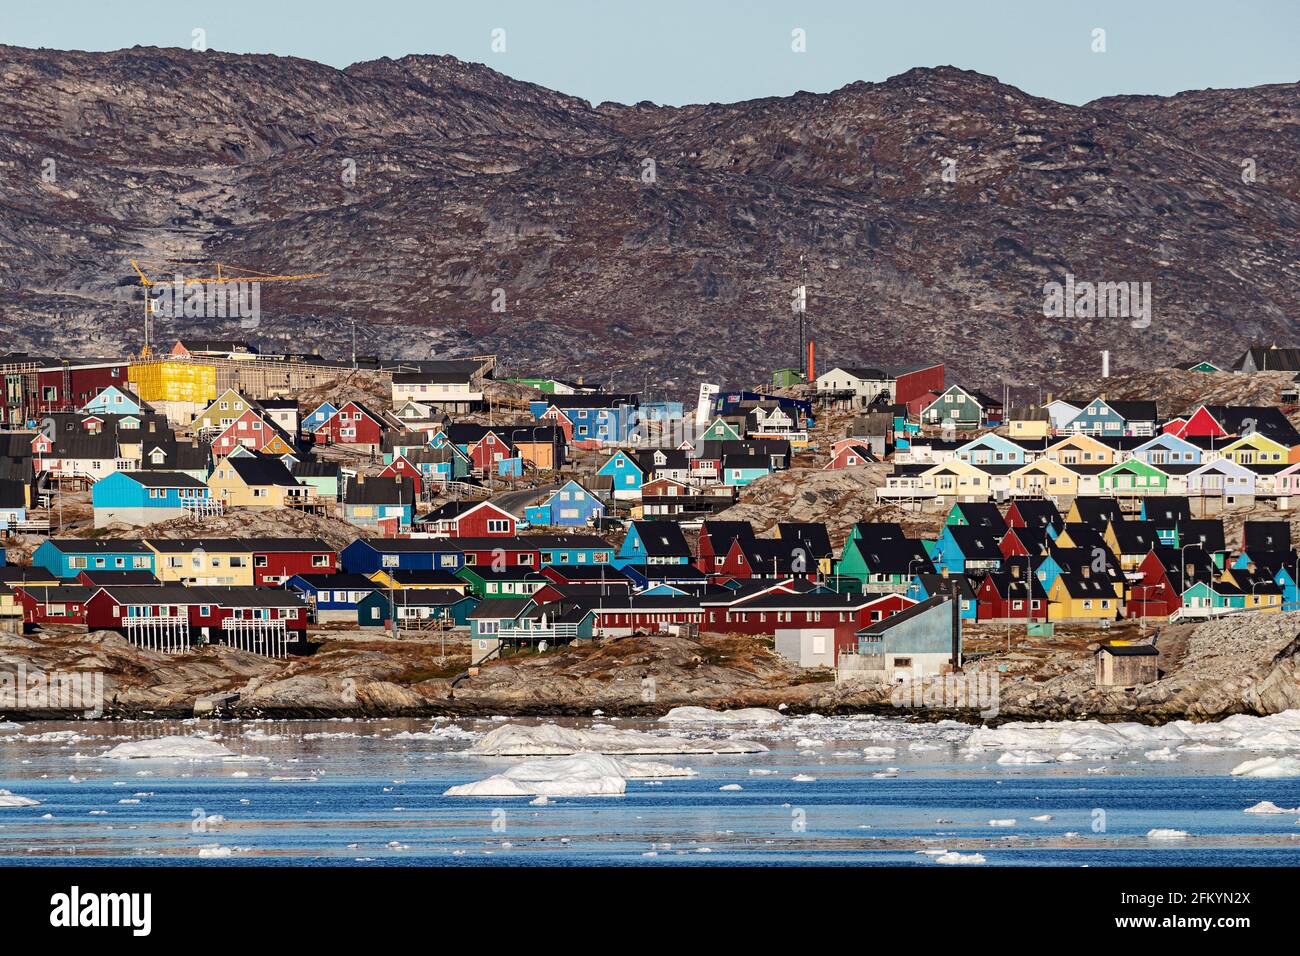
1,715,1298,866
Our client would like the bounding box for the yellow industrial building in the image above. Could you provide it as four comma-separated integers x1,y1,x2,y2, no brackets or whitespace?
128,359,218,405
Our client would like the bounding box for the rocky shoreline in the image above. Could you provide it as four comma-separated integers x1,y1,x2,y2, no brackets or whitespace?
1,612,1297,725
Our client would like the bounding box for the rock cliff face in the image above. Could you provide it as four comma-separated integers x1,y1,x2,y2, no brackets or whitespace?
1,612,1295,722
1,46,1296,393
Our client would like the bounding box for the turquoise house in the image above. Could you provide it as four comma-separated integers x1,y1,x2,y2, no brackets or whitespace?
80,385,149,416
33,539,156,579
721,456,770,487
91,471,211,527
615,521,691,569
597,450,645,500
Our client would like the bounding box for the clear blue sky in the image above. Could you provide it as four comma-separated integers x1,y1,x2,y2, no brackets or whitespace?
4,1,1297,106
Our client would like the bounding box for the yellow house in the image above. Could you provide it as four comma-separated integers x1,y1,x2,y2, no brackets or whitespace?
128,359,218,405
1219,567,1283,612
207,454,314,510
1006,407,1051,440
147,538,255,586
921,459,992,501
193,388,259,434
1045,433,1115,466
1046,570,1120,622
367,570,471,594
1008,457,1078,498
1220,432,1289,467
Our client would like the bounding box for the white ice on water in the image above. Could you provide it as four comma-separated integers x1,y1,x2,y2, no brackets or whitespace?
1230,756,1300,778
0,789,39,808
444,752,695,797
466,721,766,756
100,736,246,760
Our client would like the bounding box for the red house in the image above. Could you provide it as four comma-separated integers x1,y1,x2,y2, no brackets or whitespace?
14,586,94,628
975,570,1047,622
33,360,130,415
695,521,756,574
417,500,517,538
212,409,275,457
824,441,876,470
1125,550,1184,620
468,431,514,472
85,586,309,646
314,400,389,447
243,538,338,586
1167,405,1227,440
379,455,424,496
701,585,913,656
893,362,946,407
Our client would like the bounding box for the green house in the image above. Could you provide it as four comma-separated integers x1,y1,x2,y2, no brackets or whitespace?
455,566,547,599
920,386,985,430
700,417,743,442
1097,459,1168,495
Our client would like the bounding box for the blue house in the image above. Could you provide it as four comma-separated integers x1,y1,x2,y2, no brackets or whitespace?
906,573,978,621
33,539,156,579
524,480,605,528
597,450,645,500
285,573,381,622
1132,433,1201,467
1064,398,1158,437
615,521,692,569
80,384,150,416
91,471,211,528
340,539,465,575
956,433,1028,466
302,402,338,434
928,525,1003,575
529,398,639,444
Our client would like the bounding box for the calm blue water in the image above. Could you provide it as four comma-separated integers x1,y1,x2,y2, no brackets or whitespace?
2,717,1298,866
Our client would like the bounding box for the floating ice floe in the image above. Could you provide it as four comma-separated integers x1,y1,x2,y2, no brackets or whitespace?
1031,814,1053,822
861,746,897,760
659,706,785,724
1146,828,1190,839
719,784,743,791
465,722,766,756
935,851,986,865
197,845,232,857
1144,748,1179,762
1231,756,1300,778
791,774,817,782
100,736,249,761
444,752,694,798
1244,801,1299,814
0,790,39,808
996,750,1054,765
964,711,1300,757
988,819,1016,827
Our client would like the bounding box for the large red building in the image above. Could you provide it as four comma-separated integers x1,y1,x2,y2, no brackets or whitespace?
34,360,131,415
243,538,338,586
893,363,946,407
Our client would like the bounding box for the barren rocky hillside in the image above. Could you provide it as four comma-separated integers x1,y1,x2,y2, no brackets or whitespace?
0,47,1296,395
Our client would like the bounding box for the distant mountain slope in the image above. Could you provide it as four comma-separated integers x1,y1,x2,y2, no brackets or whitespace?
0,46,1296,395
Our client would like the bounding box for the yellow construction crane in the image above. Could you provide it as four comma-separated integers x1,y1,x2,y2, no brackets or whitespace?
130,260,328,357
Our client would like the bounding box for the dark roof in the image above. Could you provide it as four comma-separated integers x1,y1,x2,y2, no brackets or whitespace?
856,594,951,636
382,569,465,586
44,538,152,553
1142,496,1192,525
629,521,691,557
225,454,300,487
118,471,208,489
77,570,160,586
777,522,833,559
286,573,378,590
1243,520,1291,551
343,476,415,505
951,502,1009,534
468,597,532,619
1097,642,1159,657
